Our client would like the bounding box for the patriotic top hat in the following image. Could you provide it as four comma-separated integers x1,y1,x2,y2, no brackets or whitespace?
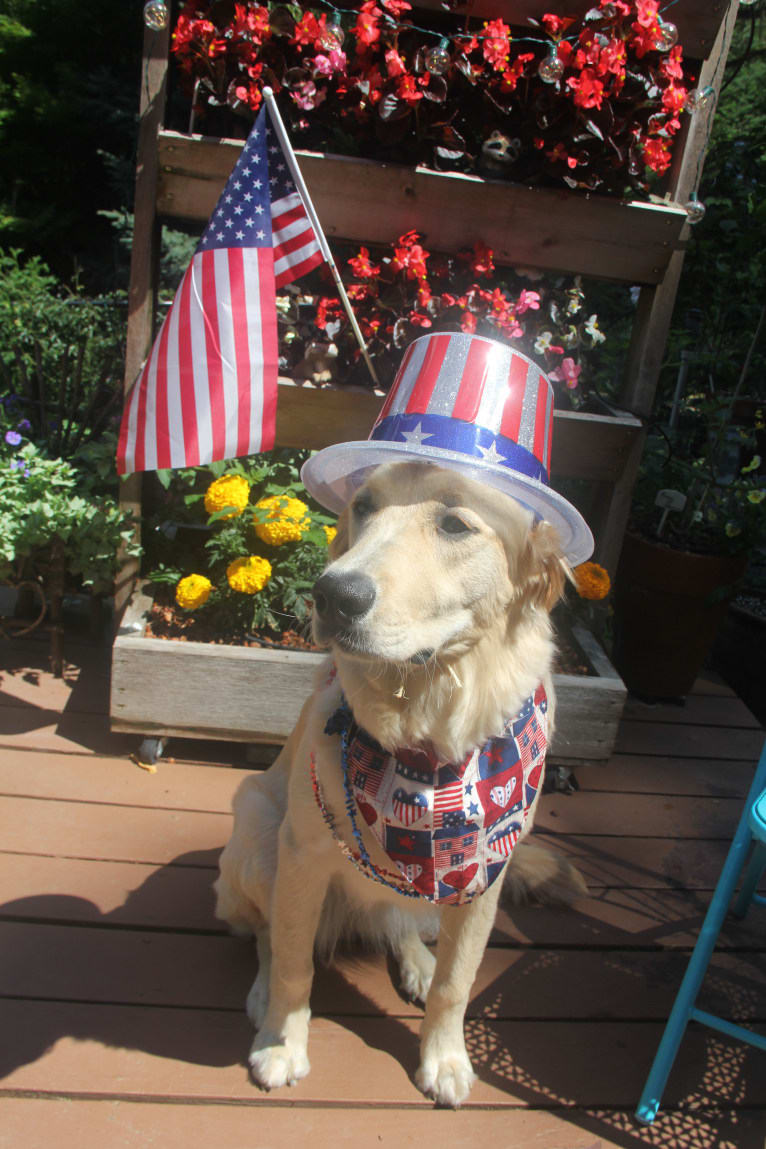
301,332,593,565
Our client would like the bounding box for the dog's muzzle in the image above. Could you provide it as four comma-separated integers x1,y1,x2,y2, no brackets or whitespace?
312,570,376,639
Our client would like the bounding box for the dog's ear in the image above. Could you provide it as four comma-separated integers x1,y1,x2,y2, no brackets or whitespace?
518,520,571,611
328,505,351,560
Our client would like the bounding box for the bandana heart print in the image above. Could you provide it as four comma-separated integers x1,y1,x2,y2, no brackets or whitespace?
324,684,548,905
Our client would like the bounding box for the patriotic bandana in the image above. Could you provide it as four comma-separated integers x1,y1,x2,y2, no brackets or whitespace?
323,684,548,905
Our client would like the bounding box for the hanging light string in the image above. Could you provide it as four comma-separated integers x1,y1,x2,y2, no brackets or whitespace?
680,0,740,224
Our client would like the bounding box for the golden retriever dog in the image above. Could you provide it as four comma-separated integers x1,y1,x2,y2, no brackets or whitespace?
215,460,585,1107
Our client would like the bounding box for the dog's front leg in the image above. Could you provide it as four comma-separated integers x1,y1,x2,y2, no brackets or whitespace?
416,878,504,1107
248,815,326,1090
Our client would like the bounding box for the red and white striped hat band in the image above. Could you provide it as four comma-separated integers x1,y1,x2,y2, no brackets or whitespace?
301,332,594,565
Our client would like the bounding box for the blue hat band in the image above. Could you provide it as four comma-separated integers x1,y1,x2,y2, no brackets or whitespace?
369,412,550,485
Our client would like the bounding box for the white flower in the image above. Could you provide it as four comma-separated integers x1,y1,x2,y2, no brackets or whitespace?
534,331,554,354
585,314,606,344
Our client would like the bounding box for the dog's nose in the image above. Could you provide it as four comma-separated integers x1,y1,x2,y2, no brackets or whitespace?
313,570,376,627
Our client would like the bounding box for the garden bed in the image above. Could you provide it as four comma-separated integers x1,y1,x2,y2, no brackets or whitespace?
110,584,625,762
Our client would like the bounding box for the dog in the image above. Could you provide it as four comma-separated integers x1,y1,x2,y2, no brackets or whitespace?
215,460,586,1107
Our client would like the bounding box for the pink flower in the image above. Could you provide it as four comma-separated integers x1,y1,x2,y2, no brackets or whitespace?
516,289,541,315
482,18,511,71
549,357,581,389
291,81,326,111
313,50,347,77
385,48,406,77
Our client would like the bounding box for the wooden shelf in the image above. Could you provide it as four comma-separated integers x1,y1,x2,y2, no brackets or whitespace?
274,379,642,483
158,130,687,285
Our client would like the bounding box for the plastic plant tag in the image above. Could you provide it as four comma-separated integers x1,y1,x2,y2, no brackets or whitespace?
655,489,687,512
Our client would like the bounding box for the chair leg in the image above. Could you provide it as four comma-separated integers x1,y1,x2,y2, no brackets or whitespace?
732,842,766,919
635,743,766,1126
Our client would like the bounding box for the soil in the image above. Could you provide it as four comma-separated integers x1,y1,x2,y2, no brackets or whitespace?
144,596,592,673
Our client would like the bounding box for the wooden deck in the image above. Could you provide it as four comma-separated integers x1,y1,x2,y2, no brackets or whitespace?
1,632,764,1149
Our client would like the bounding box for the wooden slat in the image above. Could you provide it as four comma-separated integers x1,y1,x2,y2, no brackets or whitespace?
157,132,687,284
535,790,743,839
11,1097,739,1149
0,795,229,867
274,379,643,483
3,922,763,1023
0,704,134,757
3,850,764,951
2,999,763,1109
623,693,762,729
0,854,220,931
615,721,763,761
575,755,758,798
0,749,241,813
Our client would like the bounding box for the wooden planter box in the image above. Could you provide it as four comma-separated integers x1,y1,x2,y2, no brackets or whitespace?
110,587,625,763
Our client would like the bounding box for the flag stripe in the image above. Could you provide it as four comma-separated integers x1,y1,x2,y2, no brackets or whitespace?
179,261,201,465
227,247,252,460
201,249,226,462
275,245,323,287
256,247,278,451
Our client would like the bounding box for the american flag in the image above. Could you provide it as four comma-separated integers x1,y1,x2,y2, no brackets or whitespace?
117,101,324,475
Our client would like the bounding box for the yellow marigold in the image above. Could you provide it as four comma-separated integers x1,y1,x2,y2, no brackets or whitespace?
204,474,250,519
226,555,272,594
573,561,611,601
323,525,337,544
175,574,212,610
253,494,310,546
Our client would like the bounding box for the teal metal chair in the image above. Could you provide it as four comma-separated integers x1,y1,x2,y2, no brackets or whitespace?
635,740,766,1125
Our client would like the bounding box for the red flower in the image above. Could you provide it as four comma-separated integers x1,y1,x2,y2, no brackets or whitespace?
409,311,432,327
635,0,660,28
385,48,406,77
354,2,382,51
316,297,342,330
460,311,477,334
661,45,685,81
293,11,323,48
482,18,511,71
348,247,381,279
541,14,575,37
380,0,412,15
641,136,671,174
500,52,534,92
662,83,688,115
391,231,430,280
467,241,495,278
396,73,424,103
630,22,659,58
567,68,605,110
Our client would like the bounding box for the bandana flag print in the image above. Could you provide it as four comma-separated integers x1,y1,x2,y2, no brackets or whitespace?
117,101,324,474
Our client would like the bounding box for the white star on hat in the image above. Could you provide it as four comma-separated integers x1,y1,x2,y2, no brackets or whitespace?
400,422,433,447
478,440,507,466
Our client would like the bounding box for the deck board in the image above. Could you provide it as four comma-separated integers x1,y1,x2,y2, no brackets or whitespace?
0,638,764,1146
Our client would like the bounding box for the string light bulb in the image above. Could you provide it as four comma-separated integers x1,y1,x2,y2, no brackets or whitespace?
320,13,345,51
685,196,706,224
143,0,168,30
684,85,714,114
655,19,679,52
538,49,564,84
425,37,452,76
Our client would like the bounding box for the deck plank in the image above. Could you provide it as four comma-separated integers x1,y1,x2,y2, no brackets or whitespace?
2,922,764,1023
623,693,761,728
2,998,764,1110
4,1098,762,1149
615,721,763,760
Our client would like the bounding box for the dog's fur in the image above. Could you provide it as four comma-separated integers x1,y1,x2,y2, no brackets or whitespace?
215,461,586,1106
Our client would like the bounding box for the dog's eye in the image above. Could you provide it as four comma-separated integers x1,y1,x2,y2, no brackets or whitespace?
353,493,375,518
439,513,474,536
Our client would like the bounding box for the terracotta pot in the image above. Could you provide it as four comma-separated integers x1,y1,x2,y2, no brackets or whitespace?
612,533,747,699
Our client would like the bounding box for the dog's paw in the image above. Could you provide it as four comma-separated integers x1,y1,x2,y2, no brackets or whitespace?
415,1051,476,1108
246,975,268,1030
248,1036,310,1090
399,945,436,1004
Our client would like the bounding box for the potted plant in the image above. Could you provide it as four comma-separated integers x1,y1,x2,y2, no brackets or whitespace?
612,392,765,699
0,430,141,674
